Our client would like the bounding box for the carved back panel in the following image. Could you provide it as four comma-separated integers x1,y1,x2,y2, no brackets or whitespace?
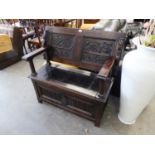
80,37,114,65
44,26,126,72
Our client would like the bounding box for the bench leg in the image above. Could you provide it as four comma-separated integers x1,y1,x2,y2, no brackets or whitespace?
37,97,43,104
94,100,109,127
94,105,103,127
94,119,101,127
31,80,43,104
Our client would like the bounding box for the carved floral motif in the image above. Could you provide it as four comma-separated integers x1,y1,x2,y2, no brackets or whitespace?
82,38,114,54
46,32,75,58
51,33,75,49
81,38,114,64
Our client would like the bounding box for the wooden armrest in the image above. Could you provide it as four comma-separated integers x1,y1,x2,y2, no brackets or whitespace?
22,47,47,61
97,57,115,79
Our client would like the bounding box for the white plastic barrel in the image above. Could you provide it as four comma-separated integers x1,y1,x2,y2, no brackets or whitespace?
118,38,155,124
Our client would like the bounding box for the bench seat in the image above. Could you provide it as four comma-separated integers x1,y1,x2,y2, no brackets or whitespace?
31,64,113,102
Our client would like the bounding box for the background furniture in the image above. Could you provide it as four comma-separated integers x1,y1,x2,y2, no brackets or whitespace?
91,19,126,31
21,19,81,51
0,25,23,69
23,26,126,126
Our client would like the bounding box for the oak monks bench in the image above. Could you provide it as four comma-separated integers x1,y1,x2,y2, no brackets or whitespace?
23,26,126,126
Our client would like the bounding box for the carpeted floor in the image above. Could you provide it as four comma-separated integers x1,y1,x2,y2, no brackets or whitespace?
0,55,155,135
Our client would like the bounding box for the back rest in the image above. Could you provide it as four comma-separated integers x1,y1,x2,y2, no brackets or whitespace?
44,26,126,72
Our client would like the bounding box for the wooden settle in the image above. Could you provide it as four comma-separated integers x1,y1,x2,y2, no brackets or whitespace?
23,26,126,126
